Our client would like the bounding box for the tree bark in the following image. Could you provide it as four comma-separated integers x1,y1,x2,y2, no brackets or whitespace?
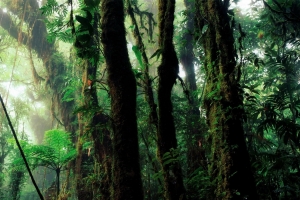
196,0,258,199
101,0,143,199
75,9,112,199
157,0,186,199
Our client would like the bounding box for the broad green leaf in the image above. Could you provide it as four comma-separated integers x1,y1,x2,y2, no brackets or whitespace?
202,24,208,34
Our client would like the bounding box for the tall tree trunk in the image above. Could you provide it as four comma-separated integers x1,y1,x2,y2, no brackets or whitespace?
75,113,86,199
101,0,143,199
127,0,158,128
56,168,60,198
0,155,4,187
179,1,207,198
157,0,186,199
180,0,204,168
196,0,258,199
74,8,112,199
127,0,163,192
9,170,24,200
180,0,198,94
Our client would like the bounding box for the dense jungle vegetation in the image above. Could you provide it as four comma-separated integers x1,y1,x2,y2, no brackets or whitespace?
0,0,300,199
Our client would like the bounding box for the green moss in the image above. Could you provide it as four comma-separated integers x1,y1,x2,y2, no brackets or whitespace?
197,0,258,198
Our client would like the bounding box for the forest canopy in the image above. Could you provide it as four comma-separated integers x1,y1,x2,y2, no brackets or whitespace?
0,0,300,199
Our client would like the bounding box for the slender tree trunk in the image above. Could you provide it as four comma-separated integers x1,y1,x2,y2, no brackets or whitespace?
75,113,93,199
179,1,207,198
156,0,186,199
180,0,203,166
0,155,4,187
180,0,198,94
84,60,112,200
196,1,258,199
56,168,60,198
9,170,24,200
76,9,112,199
127,1,163,192
101,0,143,199
127,0,158,128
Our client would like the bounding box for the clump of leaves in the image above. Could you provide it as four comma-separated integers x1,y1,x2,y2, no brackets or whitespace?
11,129,76,197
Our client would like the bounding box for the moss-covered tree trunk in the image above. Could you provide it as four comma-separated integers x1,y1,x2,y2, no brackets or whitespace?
75,9,112,199
101,0,143,199
157,0,186,199
9,170,24,200
196,0,258,199
0,155,4,188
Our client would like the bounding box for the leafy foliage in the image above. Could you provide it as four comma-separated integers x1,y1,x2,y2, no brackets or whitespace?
10,130,76,171
40,0,71,43
236,0,300,198
33,129,76,169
